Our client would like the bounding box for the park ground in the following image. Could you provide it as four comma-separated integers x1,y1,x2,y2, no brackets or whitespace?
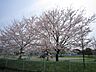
0,55,96,72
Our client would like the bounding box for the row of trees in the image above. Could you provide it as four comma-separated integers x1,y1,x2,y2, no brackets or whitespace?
0,8,96,62
73,48,93,55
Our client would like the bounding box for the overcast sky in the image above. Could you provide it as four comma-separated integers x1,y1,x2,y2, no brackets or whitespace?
0,0,96,37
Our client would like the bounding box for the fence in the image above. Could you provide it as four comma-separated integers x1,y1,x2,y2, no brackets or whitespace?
0,55,96,72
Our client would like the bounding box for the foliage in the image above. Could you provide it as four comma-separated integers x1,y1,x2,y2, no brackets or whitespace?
85,48,93,56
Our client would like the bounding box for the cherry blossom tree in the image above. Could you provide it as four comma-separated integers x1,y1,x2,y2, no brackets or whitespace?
0,17,39,59
36,8,96,61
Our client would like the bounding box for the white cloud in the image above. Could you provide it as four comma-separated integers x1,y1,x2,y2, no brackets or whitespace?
32,0,96,15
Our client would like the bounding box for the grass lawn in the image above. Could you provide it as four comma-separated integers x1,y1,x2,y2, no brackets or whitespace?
0,57,96,72
59,56,95,62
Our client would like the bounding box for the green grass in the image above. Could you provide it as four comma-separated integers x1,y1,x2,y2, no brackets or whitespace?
59,55,96,62
0,58,96,72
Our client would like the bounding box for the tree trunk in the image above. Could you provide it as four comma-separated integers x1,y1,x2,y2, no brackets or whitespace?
46,50,49,61
82,50,85,68
56,50,60,61
18,47,23,59
46,56,49,61
81,26,85,69
56,53,58,61
18,54,22,59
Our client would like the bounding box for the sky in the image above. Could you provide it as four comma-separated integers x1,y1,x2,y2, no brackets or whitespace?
0,0,96,37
